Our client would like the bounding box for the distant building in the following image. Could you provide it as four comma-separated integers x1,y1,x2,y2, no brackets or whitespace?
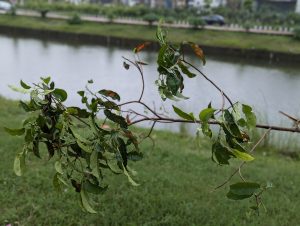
296,0,300,12
150,0,187,8
256,0,297,12
188,0,225,8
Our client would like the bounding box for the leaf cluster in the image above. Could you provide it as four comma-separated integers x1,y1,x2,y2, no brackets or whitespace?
6,78,142,213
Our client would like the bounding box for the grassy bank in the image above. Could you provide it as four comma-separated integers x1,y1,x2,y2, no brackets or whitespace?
1,96,300,225
0,14,300,54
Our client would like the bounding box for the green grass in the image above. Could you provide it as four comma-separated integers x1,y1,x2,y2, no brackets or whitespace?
1,96,300,225
1,14,300,54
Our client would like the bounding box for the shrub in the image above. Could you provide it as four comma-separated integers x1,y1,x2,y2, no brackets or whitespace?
165,16,175,24
143,13,159,26
243,21,252,32
188,17,205,29
40,9,49,19
9,6,16,16
68,13,82,25
293,26,300,40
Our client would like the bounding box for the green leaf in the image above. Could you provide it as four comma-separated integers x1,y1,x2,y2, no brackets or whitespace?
80,189,97,214
53,173,62,192
98,89,120,101
242,104,257,129
178,61,196,78
53,173,69,192
127,151,143,161
223,110,242,139
231,149,254,161
4,127,25,136
77,90,85,97
41,76,51,84
212,142,233,165
71,129,93,145
226,191,253,200
199,108,216,122
123,164,139,186
53,88,68,102
201,123,212,138
106,160,122,174
31,90,48,105
57,174,69,187
175,92,189,100
20,80,31,89
67,107,90,118
8,85,30,94
228,182,260,199
55,161,63,174
90,150,100,179
77,140,93,153
14,152,25,176
156,24,166,45
83,181,108,195
104,110,127,129
172,105,194,121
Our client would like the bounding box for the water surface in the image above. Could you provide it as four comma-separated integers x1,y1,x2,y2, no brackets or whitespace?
1,34,299,139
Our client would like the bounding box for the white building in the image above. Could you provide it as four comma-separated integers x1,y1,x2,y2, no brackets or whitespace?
296,0,300,12
188,0,226,8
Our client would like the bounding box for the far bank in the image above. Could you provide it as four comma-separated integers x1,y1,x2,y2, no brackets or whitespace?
1,15,300,62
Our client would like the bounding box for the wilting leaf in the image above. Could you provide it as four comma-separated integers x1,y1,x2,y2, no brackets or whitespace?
172,105,194,121
133,42,151,53
189,42,206,65
99,90,120,101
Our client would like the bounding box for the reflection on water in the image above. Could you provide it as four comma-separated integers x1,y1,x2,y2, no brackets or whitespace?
0,34,300,145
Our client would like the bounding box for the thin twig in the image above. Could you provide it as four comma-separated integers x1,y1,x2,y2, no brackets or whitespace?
183,60,234,108
122,56,145,102
213,128,271,191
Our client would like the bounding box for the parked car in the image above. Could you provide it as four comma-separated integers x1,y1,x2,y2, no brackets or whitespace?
202,15,225,26
0,1,12,11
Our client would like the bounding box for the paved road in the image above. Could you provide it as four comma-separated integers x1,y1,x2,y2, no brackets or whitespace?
0,9,293,36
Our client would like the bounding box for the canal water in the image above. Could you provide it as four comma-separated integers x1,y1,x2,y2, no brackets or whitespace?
1,34,299,147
